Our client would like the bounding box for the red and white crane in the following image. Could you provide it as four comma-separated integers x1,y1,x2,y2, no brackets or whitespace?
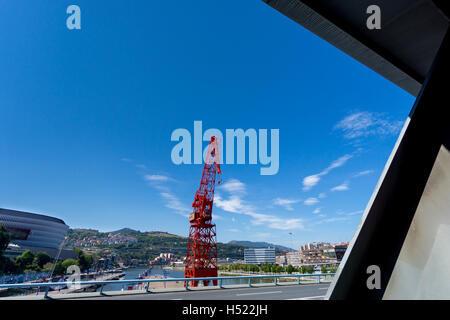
184,136,222,287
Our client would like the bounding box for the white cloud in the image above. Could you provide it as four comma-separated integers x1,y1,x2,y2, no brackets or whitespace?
337,209,363,216
159,192,191,217
354,170,374,177
215,194,304,230
220,179,246,194
304,197,319,206
227,228,240,233
144,174,170,182
314,216,351,225
247,212,305,230
331,182,349,192
334,111,403,139
153,184,170,192
215,180,305,231
318,193,326,199
347,210,364,216
273,198,300,211
302,174,321,191
254,233,272,238
123,161,187,218
323,217,350,223
302,154,352,191
139,171,187,217
214,194,246,214
313,208,321,214
325,155,353,174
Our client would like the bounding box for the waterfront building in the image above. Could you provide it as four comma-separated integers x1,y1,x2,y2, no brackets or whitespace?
244,247,275,265
285,251,304,267
0,208,74,259
276,255,287,266
300,242,349,264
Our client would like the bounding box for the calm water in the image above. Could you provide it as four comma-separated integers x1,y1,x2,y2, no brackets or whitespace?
96,267,184,292
96,267,295,292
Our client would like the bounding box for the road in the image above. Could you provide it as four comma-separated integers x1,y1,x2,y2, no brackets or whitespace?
76,283,330,300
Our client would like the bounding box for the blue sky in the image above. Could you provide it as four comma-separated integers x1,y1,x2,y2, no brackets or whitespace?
0,1,415,249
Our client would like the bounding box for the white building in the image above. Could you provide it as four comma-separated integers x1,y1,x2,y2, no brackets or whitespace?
244,247,275,264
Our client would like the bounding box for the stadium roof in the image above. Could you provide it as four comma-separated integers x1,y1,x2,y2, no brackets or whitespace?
0,208,67,225
263,0,450,96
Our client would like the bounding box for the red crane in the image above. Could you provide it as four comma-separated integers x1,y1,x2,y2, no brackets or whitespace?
184,136,222,287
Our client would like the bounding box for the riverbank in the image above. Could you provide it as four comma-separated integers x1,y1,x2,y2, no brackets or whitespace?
163,266,185,272
97,267,185,292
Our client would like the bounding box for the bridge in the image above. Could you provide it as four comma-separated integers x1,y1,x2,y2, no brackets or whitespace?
0,273,333,300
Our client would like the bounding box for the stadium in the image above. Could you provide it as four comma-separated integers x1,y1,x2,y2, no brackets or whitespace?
0,208,72,259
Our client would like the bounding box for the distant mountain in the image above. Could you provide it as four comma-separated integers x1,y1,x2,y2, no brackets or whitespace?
144,231,185,238
228,240,295,252
110,228,184,238
110,228,140,235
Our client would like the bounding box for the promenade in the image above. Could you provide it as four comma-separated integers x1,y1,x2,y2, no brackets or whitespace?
3,283,330,300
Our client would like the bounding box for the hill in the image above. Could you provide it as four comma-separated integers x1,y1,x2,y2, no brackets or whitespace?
110,228,140,235
65,228,247,262
228,240,295,252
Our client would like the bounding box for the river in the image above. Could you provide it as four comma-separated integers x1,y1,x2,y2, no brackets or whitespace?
96,266,185,292
96,266,278,292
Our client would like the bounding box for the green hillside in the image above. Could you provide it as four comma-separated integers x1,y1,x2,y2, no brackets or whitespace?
65,228,247,262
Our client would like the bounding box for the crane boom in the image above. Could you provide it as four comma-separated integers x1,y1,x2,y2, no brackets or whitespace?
189,136,221,222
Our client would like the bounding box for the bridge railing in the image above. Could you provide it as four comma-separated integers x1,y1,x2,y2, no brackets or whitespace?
0,273,335,299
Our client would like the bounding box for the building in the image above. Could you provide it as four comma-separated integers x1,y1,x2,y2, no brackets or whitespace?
300,248,325,264
299,242,331,251
159,253,174,259
285,251,303,267
244,247,275,265
151,252,177,265
0,208,73,259
276,255,287,266
332,243,349,262
283,242,350,266
300,242,349,264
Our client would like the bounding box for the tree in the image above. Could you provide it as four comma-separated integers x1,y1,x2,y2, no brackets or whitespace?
321,265,328,274
42,262,53,271
305,265,314,274
73,248,94,271
53,261,66,276
0,223,10,256
78,253,93,271
286,264,294,274
53,261,66,275
62,258,79,272
16,250,35,270
261,264,272,273
0,223,12,275
73,247,83,257
34,252,51,269
250,265,260,273
2,258,19,274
